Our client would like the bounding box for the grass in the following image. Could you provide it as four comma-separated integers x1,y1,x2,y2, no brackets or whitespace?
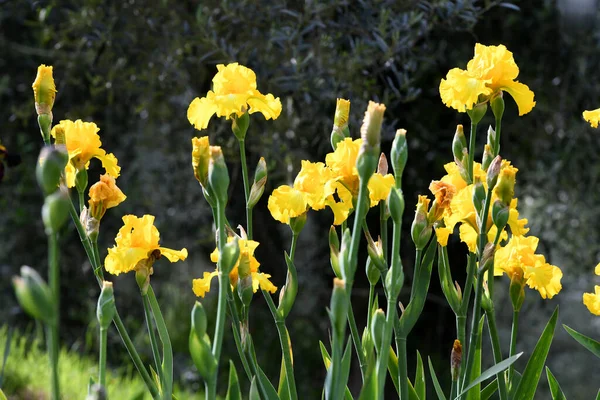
0,325,203,399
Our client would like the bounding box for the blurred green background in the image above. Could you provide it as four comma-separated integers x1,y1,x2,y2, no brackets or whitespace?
1,0,600,398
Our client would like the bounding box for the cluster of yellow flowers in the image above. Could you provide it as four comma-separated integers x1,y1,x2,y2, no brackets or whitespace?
268,102,395,226
440,44,536,115
187,63,283,297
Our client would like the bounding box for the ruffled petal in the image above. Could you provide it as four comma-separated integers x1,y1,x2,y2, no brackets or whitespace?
439,68,492,113
501,80,536,116
253,272,277,294
583,108,600,128
583,286,600,316
187,93,219,130
159,246,188,262
192,270,218,297
247,91,282,120
96,152,121,178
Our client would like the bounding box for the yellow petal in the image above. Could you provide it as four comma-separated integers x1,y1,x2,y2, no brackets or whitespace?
247,91,282,120
96,152,121,179
439,68,491,113
159,246,188,262
268,185,307,224
583,108,600,128
192,271,218,298
435,227,452,247
523,260,562,299
583,286,600,316
368,173,395,207
501,80,536,116
595,263,600,276
187,93,219,130
253,272,277,294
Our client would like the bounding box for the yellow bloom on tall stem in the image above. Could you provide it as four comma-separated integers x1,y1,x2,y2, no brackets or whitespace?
105,215,188,276
325,137,362,194
583,108,600,128
187,63,282,130
294,160,334,211
367,173,395,207
32,65,57,115
51,120,120,188
268,185,307,224
88,174,126,220
192,237,276,297
440,44,535,115
494,235,562,299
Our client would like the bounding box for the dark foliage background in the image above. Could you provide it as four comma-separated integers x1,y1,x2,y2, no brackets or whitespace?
1,0,600,398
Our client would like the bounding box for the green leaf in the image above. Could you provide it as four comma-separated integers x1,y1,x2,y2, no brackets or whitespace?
427,357,447,400
596,389,600,400
465,316,485,400
545,367,566,400
339,339,353,396
0,388,7,400
318,341,353,400
508,370,521,398
256,365,281,400
358,360,376,400
408,377,421,400
250,376,262,400
563,324,600,358
480,379,497,400
512,307,559,400
415,350,426,400
226,360,242,400
458,353,522,398
278,358,291,400
388,346,400,394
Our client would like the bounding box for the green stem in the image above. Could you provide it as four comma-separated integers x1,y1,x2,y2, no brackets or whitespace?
410,248,422,302
493,117,502,156
226,295,253,382
48,233,60,400
238,138,253,239
367,284,375,332
142,294,163,382
460,269,484,394
209,202,228,397
376,209,402,399
467,122,478,184
456,315,466,390
263,290,298,400
396,336,408,400
508,310,519,386
147,285,173,400
460,254,476,315
485,309,508,400
78,188,85,214
450,379,457,400
347,306,366,381
290,232,299,261
99,327,108,388
68,200,98,276
380,202,388,263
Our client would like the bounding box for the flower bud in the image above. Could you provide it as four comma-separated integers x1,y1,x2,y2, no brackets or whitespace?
366,234,386,276
472,180,486,215
88,174,127,221
456,148,470,184
361,327,374,356
237,275,253,308
491,200,509,232
491,94,505,124
411,195,432,250
387,187,405,224
208,146,230,206
277,253,298,319
38,114,53,143
189,331,217,382
481,144,493,171
329,226,341,277
384,265,404,299
221,236,240,275
361,101,385,151
480,243,496,272
32,65,57,116
75,168,88,194
13,266,55,325
231,112,250,140
36,146,68,195
452,125,467,162
135,265,151,294
450,339,462,381
509,270,526,311
329,278,348,338
481,282,493,313
377,153,388,175
467,102,487,125
390,129,407,183
96,281,116,330
371,308,386,352
289,213,307,235
331,99,350,149
191,301,208,339
486,126,497,154
365,258,381,286
339,228,354,281
192,137,210,187
42,188,71,235
494,165,517,205
486,155,502,189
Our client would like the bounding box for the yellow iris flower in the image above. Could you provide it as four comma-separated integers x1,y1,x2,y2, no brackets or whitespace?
325,137,362,194
583,286,600,316
192,237,276,298
440,44,535,116
187,63,282,130
268,185,308,224
494,235,563,299
583,108,600,128
105,215,188,276
51,119,120,188
32,65,57,113
88,174,127,220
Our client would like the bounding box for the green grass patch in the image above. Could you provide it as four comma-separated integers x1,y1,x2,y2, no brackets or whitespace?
0,325,202,399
